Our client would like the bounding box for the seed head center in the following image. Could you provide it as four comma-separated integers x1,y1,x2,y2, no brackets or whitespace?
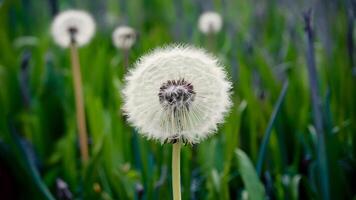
158,79,195,109
68,27,78,44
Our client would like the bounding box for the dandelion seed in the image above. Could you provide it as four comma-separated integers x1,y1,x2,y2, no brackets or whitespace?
51,10,96,48
112,26,136,50
123,45,232,144
198,11,223,35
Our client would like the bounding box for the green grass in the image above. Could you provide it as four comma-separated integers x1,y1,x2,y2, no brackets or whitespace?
0,0,355,199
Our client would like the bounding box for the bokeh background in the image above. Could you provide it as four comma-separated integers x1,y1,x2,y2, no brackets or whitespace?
0,0,355,199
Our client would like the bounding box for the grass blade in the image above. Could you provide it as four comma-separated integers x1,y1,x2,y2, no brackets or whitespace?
303,9,330,200
256,80,289,175
235,149,266,200
8,123,55,200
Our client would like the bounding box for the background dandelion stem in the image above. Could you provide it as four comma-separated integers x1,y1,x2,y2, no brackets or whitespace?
70,43,89,164
172,142,181,200
207,33,215,52
123,49,130,72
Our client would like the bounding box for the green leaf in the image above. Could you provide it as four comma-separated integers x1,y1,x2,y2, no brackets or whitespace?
235,149,266,200
291,175,302,200
1,123,56,200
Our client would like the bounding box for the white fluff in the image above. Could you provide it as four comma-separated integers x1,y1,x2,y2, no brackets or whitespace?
122,45,232,144
112,26,136,50
198,11,223,34
51,10,96,48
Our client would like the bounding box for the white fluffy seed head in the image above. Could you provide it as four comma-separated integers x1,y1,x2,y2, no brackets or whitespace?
198,11,223,34
112,26,136,50
51,10,96,48
122,45,232,144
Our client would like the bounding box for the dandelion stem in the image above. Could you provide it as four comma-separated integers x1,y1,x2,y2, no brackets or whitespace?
172,142,181,200
207,33,215,52
123,48,130,72
70,42,89,165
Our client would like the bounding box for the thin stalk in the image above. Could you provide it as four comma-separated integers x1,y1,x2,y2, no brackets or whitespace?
70,42,89,164
172,142,181,200
123,48,130,72
207,32,215,52
303,10,329,200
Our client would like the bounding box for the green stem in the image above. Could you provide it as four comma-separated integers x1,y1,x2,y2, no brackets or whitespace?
172,142,181,200
123,48,130,72
207,33,215,52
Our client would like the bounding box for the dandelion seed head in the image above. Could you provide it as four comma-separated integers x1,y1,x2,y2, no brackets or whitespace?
123,45,232,144
112,26,136,50
198,11,223,34
51,10,96,48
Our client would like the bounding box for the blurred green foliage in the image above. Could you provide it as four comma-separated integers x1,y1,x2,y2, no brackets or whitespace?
0,0,355,199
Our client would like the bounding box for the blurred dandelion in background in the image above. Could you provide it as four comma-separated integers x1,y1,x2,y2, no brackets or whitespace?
198,11,222,35
51,10,95,48
112,26,136,50
198,11,222,50
112,25,136,71
51,9,96,164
